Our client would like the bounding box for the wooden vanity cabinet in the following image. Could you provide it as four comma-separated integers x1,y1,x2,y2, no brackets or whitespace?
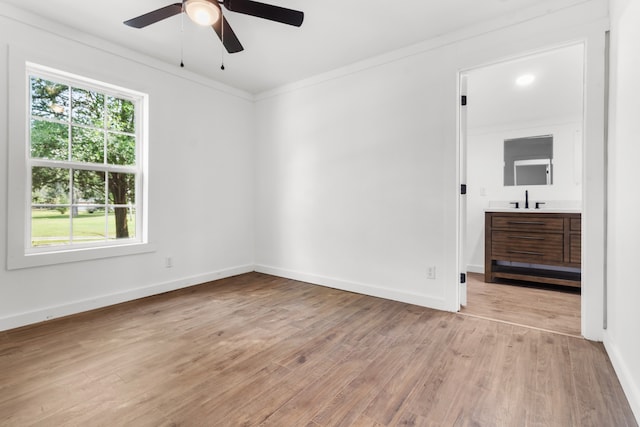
485,211,581,288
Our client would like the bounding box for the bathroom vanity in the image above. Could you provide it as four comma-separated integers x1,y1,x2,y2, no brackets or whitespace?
485,209,581,288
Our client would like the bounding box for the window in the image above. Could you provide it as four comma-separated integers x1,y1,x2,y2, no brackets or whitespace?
28,67,144,251
7,60,151,269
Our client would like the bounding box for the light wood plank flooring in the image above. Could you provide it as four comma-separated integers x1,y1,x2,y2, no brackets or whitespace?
460,272,581,336
0,273,635,426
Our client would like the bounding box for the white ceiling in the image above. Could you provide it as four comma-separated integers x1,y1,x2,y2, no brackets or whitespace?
466,44,584,129
2,0,584,94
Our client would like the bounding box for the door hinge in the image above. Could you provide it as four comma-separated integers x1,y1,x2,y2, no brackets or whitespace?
461,184,467,195
461,95,467,106
460,273,466,283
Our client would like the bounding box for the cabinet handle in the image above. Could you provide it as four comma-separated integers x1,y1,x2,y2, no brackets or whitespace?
506,221,546,225
508,235,545,240
507,250,544,256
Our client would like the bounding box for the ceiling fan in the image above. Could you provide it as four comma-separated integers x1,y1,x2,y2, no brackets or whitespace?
123,0,304,54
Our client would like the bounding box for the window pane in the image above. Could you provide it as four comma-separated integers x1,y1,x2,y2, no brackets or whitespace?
31,207,70,247
73,209,107,243
71,87,104,127
107,133,135,165
108,172,136,205
73,169,106,205
72,126,104,163
108,207,135,240
107,96,135,133
30,77,69,120
30,119,68,160
31,167,70,205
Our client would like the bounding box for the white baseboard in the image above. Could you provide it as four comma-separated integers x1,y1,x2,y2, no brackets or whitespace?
1,264,450,331
466,264,484,274
0,264,254,332
604,332,640,424
254,264,449,311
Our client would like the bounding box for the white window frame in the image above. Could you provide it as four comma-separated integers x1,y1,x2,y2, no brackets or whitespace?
7,55,153,270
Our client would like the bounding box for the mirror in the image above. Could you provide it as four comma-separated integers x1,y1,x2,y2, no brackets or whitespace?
503,135,553,186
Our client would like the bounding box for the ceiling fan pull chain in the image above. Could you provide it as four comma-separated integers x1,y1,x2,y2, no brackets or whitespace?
220,16,225,70
180,11,185,67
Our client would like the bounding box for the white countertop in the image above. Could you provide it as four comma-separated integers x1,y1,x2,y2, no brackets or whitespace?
484,207,581,214
485,200,581,214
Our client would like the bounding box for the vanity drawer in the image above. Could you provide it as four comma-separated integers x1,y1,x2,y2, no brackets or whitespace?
491,230,564,263
491,216,564,232
570,234,581,264
571,218,581,231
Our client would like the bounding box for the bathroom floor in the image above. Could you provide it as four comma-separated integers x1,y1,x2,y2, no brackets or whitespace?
460,272,581,336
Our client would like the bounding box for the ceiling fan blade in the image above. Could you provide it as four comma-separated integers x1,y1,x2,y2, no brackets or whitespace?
212,17,244,53
223,0,304,27
124,3,183,28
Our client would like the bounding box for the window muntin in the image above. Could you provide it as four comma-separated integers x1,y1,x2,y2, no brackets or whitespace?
27,70,143,251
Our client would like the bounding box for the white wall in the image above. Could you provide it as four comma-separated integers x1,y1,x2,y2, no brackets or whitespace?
254,0,608,340
0,9,255,330
466,119,583,272
255,61,456,309
605,0,640,420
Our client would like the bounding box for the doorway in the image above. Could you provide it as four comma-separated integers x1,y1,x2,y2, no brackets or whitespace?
458,44,585,336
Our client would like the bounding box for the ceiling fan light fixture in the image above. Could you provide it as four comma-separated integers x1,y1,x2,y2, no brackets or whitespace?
185,0,220,26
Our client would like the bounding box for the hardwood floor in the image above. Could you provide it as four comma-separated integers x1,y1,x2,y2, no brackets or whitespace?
460,272,581,336
0,273,635,426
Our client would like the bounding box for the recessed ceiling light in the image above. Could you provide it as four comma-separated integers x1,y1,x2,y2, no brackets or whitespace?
516,74,535,86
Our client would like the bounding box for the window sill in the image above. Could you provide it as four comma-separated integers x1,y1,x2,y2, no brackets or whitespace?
7,242,156,270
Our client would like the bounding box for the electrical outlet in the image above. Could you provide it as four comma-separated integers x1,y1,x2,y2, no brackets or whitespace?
427,266,436,279
165,256,173,268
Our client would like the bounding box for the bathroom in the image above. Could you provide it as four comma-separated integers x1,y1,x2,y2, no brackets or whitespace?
461,43,584,335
